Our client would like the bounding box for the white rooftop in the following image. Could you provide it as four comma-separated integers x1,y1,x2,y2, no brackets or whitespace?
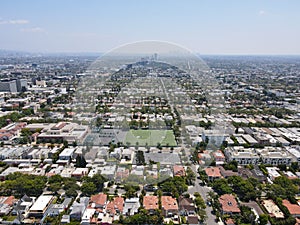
30,195,53,211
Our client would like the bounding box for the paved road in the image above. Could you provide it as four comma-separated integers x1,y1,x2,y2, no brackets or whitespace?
187,165,219,225
160,77,219,224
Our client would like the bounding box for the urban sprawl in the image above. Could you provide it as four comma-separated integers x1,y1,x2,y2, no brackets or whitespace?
0,52,299,225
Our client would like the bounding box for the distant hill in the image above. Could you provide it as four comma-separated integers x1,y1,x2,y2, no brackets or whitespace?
0,49,33,57
0,49,103,57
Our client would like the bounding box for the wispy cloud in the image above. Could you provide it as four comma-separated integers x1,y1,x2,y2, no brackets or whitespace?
259,10,267,16
20,27,46,33
0,19,29,25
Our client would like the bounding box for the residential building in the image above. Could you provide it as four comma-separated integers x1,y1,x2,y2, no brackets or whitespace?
266,167,281,181
61,215,70,224
205,167,222,181
29,195,54,218
187,215,199,225
71,168,89,179
90,193,107,209
0,122,26,141
283,171,297,179
161,196,178,217
173,165,185,177
143,196,159,213
99,165,116,180
219,166,238,178
225,218,236,225
242,134,259,145
218,194,241,215
286,146,300,165
0,196,17,216
70,197,89,220
123,198,140,216
213,150,226,165
259,147,292,165
81,208,96,225
115,167,129,183
106,196,124,216
198,150,212,165
59,148,75,161
12,195,35,219
282,200,300,218
178,196,196,216
262,199,284,219
225,146,260,165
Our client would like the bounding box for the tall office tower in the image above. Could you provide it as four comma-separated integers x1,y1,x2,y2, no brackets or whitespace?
0,79,28,92
16,79,28,92
0,80,18,92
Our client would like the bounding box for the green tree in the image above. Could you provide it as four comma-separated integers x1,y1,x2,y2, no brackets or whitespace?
290,162,299,172
124,184,140,199
91,174,106,192
186,167,196,185
240,205,256,224
63,177,79,190
75,155,87,168
81,182,96,196
0,172,47,197
259,214,269,225
194,192,206,209
198,168,208,184
223,160,238,172
268,176,299,200
136,150,145,165
212,178,232,195
48,174,63,184
63,140,68,148
159,176,188,198
228,176,259,201
48,182,61,193
65,188,78,198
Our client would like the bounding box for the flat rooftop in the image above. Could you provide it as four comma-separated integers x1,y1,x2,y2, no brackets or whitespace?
30,195,53,212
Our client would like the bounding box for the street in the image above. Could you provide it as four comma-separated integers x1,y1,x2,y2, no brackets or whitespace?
187,165,219,225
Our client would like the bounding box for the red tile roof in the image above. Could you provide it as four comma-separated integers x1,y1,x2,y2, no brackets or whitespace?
143,196,159,210
198,150,209,159
106,196,124,215
173,165,186,177
116,169,129,179
0,196,16,206
226,218,235,225
282,200,300,215
205,167,222,178
90,193,107,206
213,150,225,160
161,196,178,211
219,194,240,214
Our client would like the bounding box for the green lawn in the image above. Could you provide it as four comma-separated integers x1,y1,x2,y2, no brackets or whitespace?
124,129,177,147
3,215,16,221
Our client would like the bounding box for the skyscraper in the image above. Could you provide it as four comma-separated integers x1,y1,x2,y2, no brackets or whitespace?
0,79,27,93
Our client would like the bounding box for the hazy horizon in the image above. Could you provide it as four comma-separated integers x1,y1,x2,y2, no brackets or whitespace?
1,48,300,57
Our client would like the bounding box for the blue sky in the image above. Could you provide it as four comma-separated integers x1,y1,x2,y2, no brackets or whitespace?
0,0,299,54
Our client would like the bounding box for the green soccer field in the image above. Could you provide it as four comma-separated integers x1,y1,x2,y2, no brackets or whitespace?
124,129,177,147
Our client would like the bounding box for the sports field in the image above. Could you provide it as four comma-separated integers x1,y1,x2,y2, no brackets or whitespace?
124,129,177,147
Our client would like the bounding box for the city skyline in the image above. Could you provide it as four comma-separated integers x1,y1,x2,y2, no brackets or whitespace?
1,0,300,54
